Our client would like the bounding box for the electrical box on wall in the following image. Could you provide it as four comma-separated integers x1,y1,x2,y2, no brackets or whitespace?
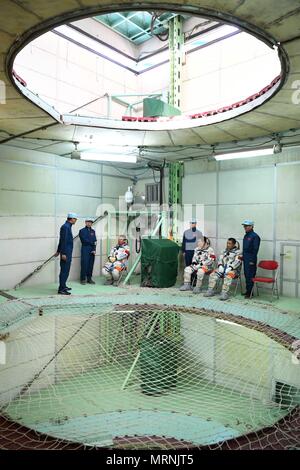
145,183,160,204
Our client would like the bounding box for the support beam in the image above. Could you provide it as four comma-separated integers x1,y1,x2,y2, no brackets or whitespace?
121,311,160,390
168,16,184,110
168,162,184,243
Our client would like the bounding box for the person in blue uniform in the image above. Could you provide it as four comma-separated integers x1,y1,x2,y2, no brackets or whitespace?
242,220,261,298
79,217,97,285
182,219,203,266
55,212,77,295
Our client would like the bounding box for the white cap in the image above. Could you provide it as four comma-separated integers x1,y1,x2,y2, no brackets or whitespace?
67,212,78,219
85,217,94,222
190,218,197,224
242,219,254,226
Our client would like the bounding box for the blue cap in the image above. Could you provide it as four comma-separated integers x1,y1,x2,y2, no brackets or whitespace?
67,212,78,219
242,219,254,226
190,218,197,224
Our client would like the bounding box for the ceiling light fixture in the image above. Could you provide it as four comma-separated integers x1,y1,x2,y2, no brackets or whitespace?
214,147,274,161
79,144,137,153
71,142,81,159
216,319,243,327
273,141,282,154
80,152,137,163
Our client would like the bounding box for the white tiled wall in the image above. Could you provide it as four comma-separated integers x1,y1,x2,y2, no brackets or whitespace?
0,145,131,289
13,27,280,118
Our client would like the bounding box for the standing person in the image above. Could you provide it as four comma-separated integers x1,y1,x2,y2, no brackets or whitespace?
55,213,77,295
182,219,203,267
242,220,261,298
79,218,97,285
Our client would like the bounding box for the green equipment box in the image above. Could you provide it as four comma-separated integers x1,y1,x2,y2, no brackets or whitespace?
141,237,179,288
143,98,181,117
140,333,180,395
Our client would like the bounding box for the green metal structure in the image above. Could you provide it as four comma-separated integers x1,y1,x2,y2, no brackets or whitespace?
121,309,181,391
107,93,162,118
168,162,184,243
168,15,184,110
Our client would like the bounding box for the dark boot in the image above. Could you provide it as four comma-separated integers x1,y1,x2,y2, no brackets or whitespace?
58,289,71,295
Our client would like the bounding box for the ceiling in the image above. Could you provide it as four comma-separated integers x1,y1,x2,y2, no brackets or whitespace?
93,11,180,45
0,0,300,165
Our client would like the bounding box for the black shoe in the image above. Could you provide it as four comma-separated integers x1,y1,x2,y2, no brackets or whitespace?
87,279,95,284
65,286,72,291
58,289,71,295
244,293,251,298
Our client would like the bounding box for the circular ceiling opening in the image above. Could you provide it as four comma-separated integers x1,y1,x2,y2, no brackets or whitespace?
11,8,283,132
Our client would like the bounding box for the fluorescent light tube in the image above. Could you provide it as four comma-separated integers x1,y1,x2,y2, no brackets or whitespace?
214,148,274,161
79,144,136,153
81,152,137,163
0,341,6,364
216,319,243,327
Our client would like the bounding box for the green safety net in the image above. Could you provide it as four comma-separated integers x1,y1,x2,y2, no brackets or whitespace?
141,238,180,288
0,301,299,450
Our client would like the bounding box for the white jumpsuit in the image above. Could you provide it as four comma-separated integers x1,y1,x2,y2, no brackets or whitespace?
102,243,130,281
183,246,216,287
208,247,242,293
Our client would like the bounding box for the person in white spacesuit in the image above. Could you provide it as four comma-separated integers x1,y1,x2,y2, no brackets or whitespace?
204,237,242,301
102,235,130,285
179,237,216,293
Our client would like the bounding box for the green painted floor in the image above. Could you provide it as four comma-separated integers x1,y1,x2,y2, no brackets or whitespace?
3,275,300,315
5,276,124,298
6,361,287,448
1,276,300,344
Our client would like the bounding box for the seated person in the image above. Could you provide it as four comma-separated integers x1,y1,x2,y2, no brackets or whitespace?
204,238,242,301
179,237,216,293
102,235,130,285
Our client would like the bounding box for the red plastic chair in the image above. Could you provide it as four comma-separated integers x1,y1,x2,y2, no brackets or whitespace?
251,260,279,301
